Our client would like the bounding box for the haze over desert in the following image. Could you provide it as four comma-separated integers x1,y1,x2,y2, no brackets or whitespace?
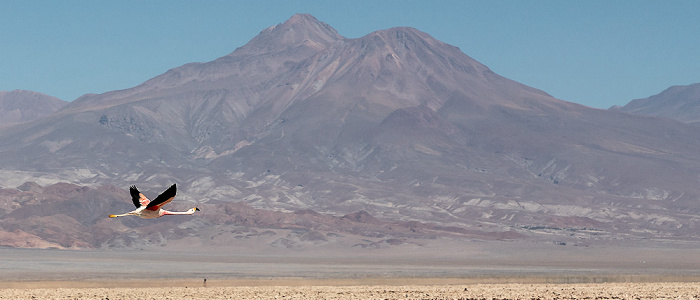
3,241,700,299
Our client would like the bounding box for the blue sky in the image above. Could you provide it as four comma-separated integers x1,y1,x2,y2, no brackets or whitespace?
1,0,698,109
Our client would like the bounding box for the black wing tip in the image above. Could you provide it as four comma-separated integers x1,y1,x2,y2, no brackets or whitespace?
129,185,141,208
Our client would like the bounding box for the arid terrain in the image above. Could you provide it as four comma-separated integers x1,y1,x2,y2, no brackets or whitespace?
3,240,700,281
3,281,700,299
2,242,700,299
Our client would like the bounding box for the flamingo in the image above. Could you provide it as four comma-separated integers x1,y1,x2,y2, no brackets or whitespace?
109,184,199,219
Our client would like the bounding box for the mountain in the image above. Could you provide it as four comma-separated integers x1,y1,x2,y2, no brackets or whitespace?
2,14,700,249
0,90,66,125
611,82,700,124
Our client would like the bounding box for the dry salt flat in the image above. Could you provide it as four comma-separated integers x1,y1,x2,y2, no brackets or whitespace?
2,282,700,300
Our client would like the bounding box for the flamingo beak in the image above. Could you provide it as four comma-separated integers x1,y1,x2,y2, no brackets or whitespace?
194,207,200,211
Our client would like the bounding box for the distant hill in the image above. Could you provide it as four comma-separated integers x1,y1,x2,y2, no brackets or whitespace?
0,90,66,125
611,82,700,124
2,14,700,249
0,182,518,249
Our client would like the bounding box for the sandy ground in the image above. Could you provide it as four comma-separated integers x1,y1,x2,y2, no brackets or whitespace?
2,281,700,299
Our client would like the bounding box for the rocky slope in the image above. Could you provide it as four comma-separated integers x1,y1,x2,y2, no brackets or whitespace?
611,82,700,124
0,182,523,249
0,90,66,125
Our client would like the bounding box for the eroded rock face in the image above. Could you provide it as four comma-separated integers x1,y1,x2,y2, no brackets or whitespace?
0,182,525,250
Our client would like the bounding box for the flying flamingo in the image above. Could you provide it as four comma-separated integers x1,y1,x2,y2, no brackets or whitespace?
109,184,199,219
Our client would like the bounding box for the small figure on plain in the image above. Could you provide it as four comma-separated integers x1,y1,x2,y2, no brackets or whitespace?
203,278,207,287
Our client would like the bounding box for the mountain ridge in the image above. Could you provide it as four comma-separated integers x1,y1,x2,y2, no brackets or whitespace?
233,13,343,55
612,82,700,124
0,90,67,125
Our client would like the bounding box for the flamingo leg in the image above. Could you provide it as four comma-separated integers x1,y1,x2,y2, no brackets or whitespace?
161,207,200,216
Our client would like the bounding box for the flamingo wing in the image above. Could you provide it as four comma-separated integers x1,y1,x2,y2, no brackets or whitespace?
146,184,176,211
130,185,150,208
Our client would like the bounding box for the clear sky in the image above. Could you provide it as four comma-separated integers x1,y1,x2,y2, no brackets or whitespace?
1,0,698,109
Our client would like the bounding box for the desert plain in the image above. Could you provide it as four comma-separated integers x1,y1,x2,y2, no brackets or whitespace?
3,281,700,300
2,240,700,299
